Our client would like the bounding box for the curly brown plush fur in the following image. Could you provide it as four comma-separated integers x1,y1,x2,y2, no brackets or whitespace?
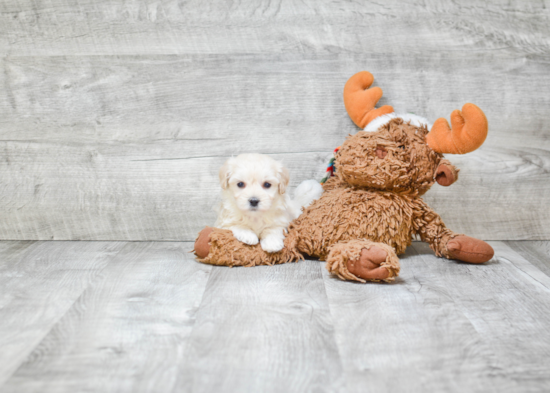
195,75,495,283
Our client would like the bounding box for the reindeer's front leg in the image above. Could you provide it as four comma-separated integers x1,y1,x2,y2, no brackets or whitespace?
412,199,494,263
194,227,303,267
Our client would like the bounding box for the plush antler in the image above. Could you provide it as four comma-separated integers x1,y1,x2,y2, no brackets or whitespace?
343,71,394,129
426,103,488,154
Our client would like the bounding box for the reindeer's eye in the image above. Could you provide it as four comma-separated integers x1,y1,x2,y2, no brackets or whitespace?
263,182,272,189
237,182,245,188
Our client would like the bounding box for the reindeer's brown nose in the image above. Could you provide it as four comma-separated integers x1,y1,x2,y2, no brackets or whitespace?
376,146,387,159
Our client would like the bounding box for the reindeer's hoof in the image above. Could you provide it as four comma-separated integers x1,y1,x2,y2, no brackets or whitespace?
446,235,494,264
346,246,393,281
194,227,213,258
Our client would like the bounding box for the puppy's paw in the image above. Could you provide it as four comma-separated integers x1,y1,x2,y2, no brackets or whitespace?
260,235,285,253
231,228,259,245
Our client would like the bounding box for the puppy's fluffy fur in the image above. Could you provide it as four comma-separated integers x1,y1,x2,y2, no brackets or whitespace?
215,153,323,252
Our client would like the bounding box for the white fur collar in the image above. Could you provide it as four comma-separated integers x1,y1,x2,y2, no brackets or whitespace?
364,113,432,132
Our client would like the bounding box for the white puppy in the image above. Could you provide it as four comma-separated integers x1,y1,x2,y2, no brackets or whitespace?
215,153,324,253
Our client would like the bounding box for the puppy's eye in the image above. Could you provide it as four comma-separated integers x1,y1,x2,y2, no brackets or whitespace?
237,182,245,188
398,145,405,149
263,182,271,189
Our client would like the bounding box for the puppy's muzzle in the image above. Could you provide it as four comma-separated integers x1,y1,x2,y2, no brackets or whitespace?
248,197,260,207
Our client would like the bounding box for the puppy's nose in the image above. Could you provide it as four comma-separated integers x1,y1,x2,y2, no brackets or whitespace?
249,197,260,207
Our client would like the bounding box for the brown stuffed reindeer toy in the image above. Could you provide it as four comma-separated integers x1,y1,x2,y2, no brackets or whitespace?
194,71,494,283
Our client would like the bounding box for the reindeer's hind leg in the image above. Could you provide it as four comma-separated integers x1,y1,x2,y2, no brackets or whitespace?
325,240,400,283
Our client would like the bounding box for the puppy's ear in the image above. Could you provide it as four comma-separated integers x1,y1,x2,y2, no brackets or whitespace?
219,158,233,189
277,165,290,194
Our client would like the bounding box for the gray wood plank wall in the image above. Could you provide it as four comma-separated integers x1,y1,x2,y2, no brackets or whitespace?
1,0,549,241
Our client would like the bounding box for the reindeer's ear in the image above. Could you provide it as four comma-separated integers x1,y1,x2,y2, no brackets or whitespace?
435,159,459,187
219,158,234,189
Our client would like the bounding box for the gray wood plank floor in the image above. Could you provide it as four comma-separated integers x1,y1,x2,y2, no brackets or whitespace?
1,0,549,241
1,240,549,392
